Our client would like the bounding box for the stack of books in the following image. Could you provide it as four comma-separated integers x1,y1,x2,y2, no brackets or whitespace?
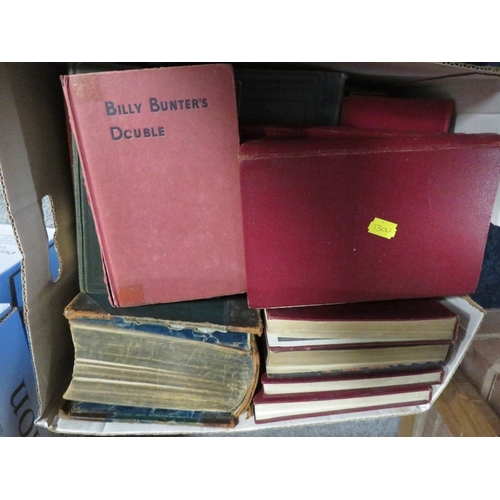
60,63,269,428
253,299,457,423
236,92,500,424
59,62,500,431
58,64,348,430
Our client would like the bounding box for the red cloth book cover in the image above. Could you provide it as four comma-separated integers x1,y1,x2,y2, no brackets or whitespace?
260,367,444,395
62,64,246,307
265,297,456,323
239,123,441,142
264,298,459,346
264,336,451,376
252,384,433,423
239,134,500,309
340,95,455,132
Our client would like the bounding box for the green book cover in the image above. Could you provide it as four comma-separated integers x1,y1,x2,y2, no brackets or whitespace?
68,63,147,295
72,143,108,295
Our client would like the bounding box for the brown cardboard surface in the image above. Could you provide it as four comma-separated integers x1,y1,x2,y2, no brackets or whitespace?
0,63,79,413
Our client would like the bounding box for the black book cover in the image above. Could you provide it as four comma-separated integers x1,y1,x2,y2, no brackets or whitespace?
235,67,346,127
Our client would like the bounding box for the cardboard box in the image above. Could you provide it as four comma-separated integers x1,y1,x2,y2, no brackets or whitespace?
1,62,499,435
0,225,23,305
0,224,58,308
460,309,500,416
0,303,44,436
0,224,58,436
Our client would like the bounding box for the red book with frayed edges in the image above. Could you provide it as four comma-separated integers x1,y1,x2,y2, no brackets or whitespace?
253,384,433,423
260,368,444,395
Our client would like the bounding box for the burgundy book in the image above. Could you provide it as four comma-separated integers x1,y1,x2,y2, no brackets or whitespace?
240,123,441,142
340,95,455,132
253,384,433,423
62,64,246,307
264,298,459,347
239,134,500,309
260,367,444,395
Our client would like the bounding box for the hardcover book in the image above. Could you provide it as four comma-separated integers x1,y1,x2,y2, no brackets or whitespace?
260,367,444,396
61,292,262,427
239,133,500,308
71,142,107,295
253,384,433,423
67,63,143,296
60,401,240,428
62,64,246,307
234,67,346,127
239,123,440,142
0,304,40,436
340,94,455,132
265,341,450,376
264,298,459,348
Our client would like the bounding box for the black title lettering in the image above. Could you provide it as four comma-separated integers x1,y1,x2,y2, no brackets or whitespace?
10,380,39,437
110,126,166,141
105,101,142,116
149,97,208,112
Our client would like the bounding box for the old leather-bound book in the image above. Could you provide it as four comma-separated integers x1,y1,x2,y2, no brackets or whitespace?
61,292,262,428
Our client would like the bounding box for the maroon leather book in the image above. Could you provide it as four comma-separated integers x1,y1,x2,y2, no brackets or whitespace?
260,367,444,395
62,64,246,307
264,298,459,346
239,134,500,308
253,384,433,423
340,95,455,132
240,123,441,142
265,336,451,376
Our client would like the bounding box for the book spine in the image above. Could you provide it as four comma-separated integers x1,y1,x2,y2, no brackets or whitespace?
254,398,432,424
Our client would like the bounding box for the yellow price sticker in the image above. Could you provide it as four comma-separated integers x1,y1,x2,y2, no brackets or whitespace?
368,217,398,240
